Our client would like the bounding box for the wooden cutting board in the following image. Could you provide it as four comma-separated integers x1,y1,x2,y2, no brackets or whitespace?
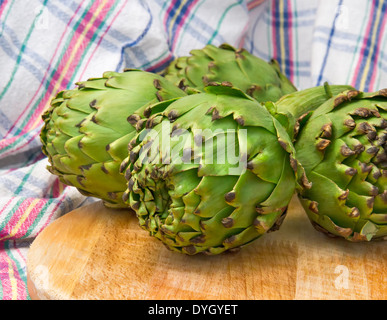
26,195,386,300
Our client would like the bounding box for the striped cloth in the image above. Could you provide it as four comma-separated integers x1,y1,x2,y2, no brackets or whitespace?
0,0,386,300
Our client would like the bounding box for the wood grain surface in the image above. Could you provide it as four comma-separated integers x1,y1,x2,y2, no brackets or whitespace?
27,195,386,300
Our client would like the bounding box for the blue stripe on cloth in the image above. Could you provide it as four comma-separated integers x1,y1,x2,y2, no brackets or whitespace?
0,173,49,198
0,0,49,102
244,32,311,71
314,26,360,42
1,24,49,68
262,7,316,27
115,1,153,71
188,15,226,43
316,0,344,86
164,0,181,40
0,108,13,132
314,36,357,52
0,35,45,81
168,0,194,48
273,0,281,62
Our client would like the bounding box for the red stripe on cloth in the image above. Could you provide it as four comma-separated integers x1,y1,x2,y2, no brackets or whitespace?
0,241,28,300
9,242,28,300
0,128,39,160
163,0,179,31
52,178,62,198
170,0,200,51
0,199,46,241
145,52,174,73
271,0,278,59
368,7,387,90
247,0,266,11
237,22,250,48
350,1,376,88
77,0,126,82
0,242,28,300
0,135,18,150
0,242,13,300
0,0,9,18
286,0,294,82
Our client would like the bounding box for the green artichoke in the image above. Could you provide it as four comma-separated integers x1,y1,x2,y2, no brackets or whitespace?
40,69,186,208
294,89,387,241
264,83,356,141
163,43,297,103
120,83,306,255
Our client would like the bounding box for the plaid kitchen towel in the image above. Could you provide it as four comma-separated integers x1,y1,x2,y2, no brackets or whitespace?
0,0,386,300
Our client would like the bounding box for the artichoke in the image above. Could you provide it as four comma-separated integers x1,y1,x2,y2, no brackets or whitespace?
120,83,306,255
264,83,356,140
40,69,186,208
294,89,387,241
163,43,297,103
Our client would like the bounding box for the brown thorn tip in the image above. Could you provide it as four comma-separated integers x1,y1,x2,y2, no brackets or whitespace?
349,207,360,218
127,114,141,125
347,90,360,99
153,79,162,90
358,122,374,134
379,88,387,96
278,139,288,151
91,115,98,124
338,189,349,201
89,99,97,108
309,201,319,214
101,164,109,174
223,235,236,244
225,192,236,202
131,201,140,210
143,107,152,118
156,91,163,101
124,170,132,181
320,123,332,138
122,192,129,203
184,245,197,255
341,145,356,157
211,108,222,121
302,173,312,189
334,95,347,107
221,81,233,87
290,156,298,172
236,117,245,126
344,118,356,129
255,206,265,214
380,191,387,203
316,139,331,151
221,218,234,228
345,167,357,176
190,235,205,244
168,110,178,121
